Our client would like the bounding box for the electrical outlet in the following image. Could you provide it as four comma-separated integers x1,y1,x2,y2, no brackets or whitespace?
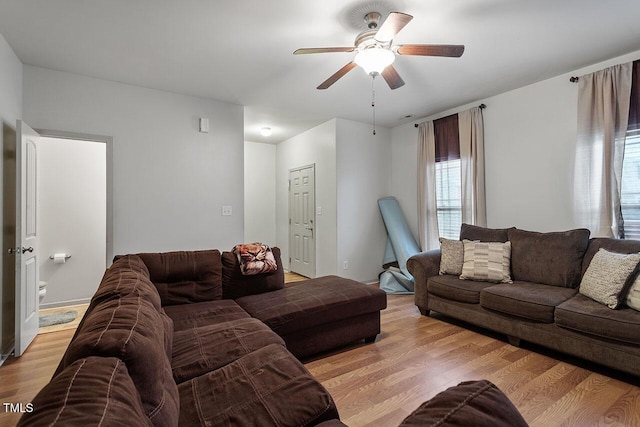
222,205,233,216
343,261,348,270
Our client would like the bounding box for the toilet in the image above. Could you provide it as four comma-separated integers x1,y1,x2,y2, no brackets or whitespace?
39,281,47,303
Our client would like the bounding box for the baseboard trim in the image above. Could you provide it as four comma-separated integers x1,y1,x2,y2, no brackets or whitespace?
40,298,91,310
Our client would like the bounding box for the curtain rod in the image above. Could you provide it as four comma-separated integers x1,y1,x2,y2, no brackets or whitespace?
414,104,486,128
570,76,579,82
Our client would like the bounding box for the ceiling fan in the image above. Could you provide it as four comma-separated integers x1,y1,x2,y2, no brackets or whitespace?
294,11,464,90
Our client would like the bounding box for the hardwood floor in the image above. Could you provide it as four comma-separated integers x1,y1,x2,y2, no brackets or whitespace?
1,290,639,426
305,295,640,427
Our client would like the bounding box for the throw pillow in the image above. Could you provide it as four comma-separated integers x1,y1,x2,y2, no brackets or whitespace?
232,243,278,276
579,248,640,309
460,240,512,283
439,238,464,275
627,276,640,311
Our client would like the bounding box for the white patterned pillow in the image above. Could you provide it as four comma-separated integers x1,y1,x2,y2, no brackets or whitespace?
626,276,640,311
580,249,640,309
439,238,464,275
460,240,512,283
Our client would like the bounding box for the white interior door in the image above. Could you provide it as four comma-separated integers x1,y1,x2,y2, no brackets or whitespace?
14,120,40,356
289,165,316,278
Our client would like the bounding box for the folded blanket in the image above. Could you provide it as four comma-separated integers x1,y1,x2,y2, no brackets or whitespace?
232,243,278,276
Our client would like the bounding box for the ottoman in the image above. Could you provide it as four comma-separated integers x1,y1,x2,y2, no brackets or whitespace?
235,275,388,358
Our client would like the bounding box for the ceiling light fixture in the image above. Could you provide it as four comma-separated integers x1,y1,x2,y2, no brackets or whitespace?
260,127,272,137
354,47,395,75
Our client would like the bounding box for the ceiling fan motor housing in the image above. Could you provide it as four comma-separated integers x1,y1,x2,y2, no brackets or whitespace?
364,12,381,29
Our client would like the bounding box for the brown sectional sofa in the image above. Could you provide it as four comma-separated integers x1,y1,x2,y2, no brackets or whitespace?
19,247,388,427
407,224,640,377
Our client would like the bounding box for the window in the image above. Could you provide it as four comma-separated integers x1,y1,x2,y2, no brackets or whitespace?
435,158,462,239
621,128,640,239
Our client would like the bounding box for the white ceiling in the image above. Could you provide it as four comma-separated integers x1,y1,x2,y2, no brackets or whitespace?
1,0,640,143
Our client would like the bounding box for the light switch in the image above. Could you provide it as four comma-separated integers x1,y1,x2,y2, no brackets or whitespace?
222,205,232,216
199,118,210,133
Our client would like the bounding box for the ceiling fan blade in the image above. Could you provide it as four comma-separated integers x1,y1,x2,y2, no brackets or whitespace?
396,44,465,57
381,65,405,90
294,47,355,55
317,62,357,90
374,12,413,43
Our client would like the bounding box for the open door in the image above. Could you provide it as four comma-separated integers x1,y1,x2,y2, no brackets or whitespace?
14,121,40,356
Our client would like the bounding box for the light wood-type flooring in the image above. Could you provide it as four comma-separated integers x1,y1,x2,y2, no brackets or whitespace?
1,279,639,426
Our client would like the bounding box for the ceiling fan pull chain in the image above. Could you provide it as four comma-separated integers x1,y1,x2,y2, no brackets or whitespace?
372,73,376,135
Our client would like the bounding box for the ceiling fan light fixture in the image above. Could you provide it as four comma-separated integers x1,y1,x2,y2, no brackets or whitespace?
354,47,395,75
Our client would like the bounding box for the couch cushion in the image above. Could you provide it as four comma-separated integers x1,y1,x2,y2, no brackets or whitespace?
508,228,590,288
579,248,640,309
555,294,640,345
627,274,640,311
428,275,497,304
137,249,222,305
460,224,514,242
92,255,161,310
59,296,179,427
582,237,640,276
178,344,339,427
17,357,152,427
171,318,285,383
235,276,387,336
439,238,464,275
460,240,513,283
221,247,285,299
399,380,527,427
163,299,251,332
480,282,577,323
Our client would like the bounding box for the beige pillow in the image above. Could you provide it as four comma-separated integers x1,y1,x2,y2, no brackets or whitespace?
626,276,640,311
439,238,464,275
460,240,512,283
579,249,640,309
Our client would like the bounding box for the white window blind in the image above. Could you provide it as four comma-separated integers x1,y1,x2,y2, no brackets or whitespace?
621,128,640,239
435,158,462,239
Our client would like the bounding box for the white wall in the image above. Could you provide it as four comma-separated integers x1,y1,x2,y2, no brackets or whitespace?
276,120,337,277
391,48,640,237
0,35,21,125
38,137,106,307
23,66,245,256
336,119,390,282
244,141,276,246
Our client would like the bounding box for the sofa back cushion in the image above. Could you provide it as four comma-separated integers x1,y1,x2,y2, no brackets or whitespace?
59,296,179,427
582,237,640,276
508,228,590,288
18,357,152,427
93,255,161,310
222,247,285,299
460,224,513,242
137,249,223,305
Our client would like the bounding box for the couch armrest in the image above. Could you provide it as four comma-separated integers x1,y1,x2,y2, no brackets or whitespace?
407,249,441,315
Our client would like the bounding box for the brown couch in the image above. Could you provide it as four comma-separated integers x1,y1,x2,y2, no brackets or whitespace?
407,224,640,377
19,247,388,427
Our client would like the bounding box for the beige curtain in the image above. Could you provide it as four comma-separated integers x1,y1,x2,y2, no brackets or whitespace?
417,121,439,250
574,63,632,237
459,107,487,226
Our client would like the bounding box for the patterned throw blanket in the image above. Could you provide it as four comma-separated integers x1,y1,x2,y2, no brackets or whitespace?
232,243,278,275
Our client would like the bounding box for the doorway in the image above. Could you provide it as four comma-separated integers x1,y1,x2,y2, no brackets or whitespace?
36,133,109,309
288,164,316,278
1,123,17,361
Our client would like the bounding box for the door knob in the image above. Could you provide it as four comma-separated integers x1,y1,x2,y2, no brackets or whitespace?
7,247,20,254
21,247,34,254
